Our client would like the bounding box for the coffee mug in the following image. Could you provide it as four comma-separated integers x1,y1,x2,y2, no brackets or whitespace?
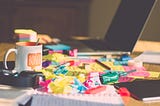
4,42,42,73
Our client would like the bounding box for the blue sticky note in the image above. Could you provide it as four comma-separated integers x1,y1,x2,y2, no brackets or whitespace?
44,44,71,50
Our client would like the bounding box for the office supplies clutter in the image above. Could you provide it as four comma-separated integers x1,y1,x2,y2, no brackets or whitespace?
1,42,153,105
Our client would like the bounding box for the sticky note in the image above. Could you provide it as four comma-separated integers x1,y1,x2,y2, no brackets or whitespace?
147,71,160,78
44,44,71,50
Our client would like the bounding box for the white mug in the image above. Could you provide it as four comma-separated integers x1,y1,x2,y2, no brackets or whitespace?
4,42,42,73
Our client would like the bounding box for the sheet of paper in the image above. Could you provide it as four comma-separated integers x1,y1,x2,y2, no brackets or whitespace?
31,85,124,106
134,51,160,64
0,85,33,106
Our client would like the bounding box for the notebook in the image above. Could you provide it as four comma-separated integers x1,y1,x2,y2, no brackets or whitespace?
114,80,160,102
79,0,156,52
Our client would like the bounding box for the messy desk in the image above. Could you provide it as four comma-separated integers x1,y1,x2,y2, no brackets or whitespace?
0,40,160,106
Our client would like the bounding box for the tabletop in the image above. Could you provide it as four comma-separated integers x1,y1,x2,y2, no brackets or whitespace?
0,40,160,106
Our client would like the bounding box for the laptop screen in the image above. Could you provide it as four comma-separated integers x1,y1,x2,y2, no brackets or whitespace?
105,0,156,52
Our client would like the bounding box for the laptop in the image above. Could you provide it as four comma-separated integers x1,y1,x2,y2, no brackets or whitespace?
78,0,156,52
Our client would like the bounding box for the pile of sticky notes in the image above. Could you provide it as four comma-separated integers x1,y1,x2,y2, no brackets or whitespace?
14,29,37,42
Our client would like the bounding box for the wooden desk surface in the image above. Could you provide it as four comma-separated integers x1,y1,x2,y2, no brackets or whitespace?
0,40,160,106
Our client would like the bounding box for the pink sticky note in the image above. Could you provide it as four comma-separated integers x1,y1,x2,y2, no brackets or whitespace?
128,71,150,77
123,66,146,71
118,76,134,82
123,66,149,77
79,59,95,63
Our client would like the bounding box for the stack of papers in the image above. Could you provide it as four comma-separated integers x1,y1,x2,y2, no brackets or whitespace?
134,51,160,64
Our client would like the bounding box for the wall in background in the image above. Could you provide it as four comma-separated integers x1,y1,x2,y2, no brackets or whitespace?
88,0,160,41
0,0,91,42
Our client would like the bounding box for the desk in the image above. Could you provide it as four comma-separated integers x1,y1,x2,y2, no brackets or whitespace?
0,40,160,106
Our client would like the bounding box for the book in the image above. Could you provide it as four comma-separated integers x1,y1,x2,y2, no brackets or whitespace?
114,80,160,102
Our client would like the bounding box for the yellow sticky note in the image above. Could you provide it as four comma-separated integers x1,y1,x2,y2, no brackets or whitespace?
111,66,125,71
148,71,160,78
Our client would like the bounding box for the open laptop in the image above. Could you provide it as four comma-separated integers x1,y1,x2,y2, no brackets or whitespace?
78,0,156,52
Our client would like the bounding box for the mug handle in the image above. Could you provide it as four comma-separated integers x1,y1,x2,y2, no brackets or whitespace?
3,48,17,69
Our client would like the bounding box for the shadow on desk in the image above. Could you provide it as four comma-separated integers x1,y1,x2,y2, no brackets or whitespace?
0,61,15,70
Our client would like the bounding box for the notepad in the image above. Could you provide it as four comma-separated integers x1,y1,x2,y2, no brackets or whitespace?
114,80,160,102
31,85,124,106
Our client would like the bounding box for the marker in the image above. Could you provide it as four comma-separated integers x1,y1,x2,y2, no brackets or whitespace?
100,71,119,84
100,69,136,84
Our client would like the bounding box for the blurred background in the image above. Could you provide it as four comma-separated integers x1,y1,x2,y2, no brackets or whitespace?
0,0,160,42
